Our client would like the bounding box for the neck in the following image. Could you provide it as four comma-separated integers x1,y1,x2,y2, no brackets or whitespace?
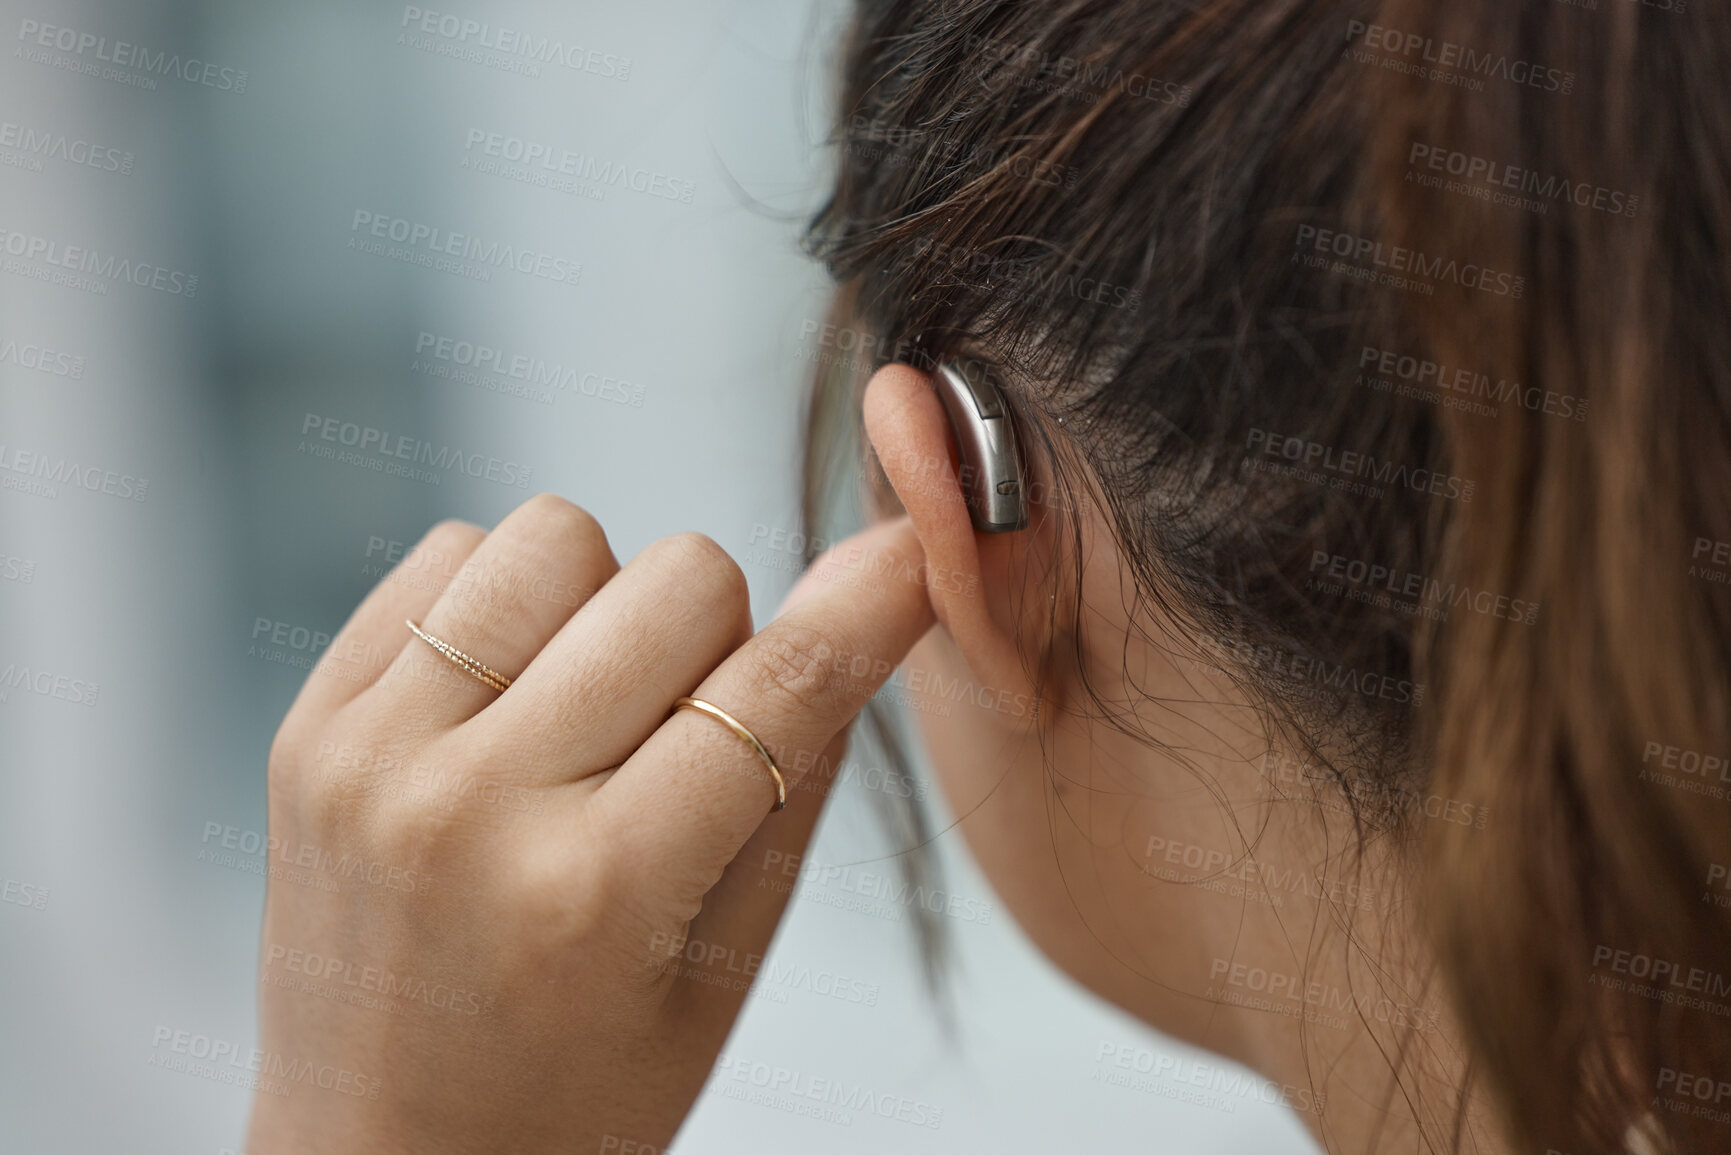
1059,624,1508,1154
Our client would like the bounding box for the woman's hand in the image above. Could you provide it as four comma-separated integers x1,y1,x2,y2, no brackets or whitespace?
245,494,934,1154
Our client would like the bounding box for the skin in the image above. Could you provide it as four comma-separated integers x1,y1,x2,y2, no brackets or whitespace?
249,497,933,1152
249,363,1505,1153
862,363,1500,1155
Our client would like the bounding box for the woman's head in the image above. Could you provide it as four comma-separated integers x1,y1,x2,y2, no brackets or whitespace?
803,2,1731,1152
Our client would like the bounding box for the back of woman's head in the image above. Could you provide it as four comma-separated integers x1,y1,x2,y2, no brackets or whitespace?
805,1,1731,1151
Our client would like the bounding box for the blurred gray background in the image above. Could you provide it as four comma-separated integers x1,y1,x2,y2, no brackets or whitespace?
0,1,1319,1151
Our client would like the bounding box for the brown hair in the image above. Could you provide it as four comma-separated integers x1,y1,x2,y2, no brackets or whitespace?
801,1,1731,1151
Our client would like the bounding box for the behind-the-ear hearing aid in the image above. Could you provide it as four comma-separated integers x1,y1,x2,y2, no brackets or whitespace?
933,359,1027,533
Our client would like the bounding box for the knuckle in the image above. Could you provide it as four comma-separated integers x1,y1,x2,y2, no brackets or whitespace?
474,495,612,613
445,504,604,623
300,756,373,840
426,517,484,547
413,519,484,575
568,846,625,940
515,837,620,944
747,622,839,711
658,531,750,611
518,490,579,520
373,795,455,862
368,769,495,865
373,521,480,596
266,721,307,793
265,713,345,798
516,492,606,550
447,557,515,628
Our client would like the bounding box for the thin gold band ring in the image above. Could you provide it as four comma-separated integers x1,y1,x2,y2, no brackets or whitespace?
671,696,788,813
405,619,514,693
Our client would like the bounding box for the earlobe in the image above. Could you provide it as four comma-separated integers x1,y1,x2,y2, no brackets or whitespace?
862,362,1052,723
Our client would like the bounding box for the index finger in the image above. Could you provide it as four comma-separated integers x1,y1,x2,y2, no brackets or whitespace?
591,516,937,914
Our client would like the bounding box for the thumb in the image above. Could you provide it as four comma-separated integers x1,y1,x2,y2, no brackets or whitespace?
773,515,925,621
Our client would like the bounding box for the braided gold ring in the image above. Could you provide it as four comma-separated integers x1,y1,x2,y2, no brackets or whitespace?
405,619,513,693
671,696,788,813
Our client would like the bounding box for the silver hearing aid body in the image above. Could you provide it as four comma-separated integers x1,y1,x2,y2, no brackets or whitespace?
933,360,1027,533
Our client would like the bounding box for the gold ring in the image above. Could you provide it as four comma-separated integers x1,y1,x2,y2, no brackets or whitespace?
671,696,788,812
405,619,513,693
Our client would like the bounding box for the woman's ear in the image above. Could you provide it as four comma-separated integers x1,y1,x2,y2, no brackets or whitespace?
862,362,1057,724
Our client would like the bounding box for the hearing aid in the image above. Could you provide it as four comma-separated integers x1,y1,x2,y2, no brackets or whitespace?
933,359,1027,533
